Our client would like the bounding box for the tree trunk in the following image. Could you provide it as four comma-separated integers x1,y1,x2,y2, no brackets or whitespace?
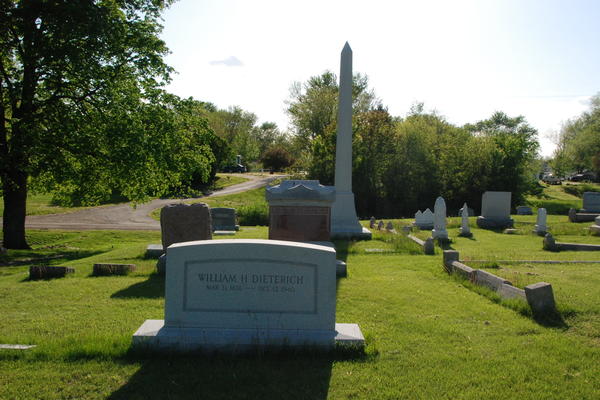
2,170,30,249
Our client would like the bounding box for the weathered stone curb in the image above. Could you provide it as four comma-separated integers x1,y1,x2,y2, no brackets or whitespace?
29,266,74,280
93,263,136,276
568,208,599,223
443,250,556,315
465,259,600,264
543,233,600,252
407,234,435,255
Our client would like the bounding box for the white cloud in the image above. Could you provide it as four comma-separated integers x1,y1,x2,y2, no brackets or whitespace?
209,56,244,67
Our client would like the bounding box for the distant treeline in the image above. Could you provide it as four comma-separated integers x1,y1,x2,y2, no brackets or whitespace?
286,72,540,217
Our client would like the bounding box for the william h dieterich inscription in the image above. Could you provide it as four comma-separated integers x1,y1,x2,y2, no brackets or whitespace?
184,259,316,314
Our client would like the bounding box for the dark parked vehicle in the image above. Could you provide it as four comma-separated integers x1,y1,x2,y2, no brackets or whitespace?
222,164,246,173
569,172,596,182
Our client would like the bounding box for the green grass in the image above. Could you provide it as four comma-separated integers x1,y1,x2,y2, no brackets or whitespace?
0,192,103,217
210,173,250,190
1,221,600,398
525,181,600,215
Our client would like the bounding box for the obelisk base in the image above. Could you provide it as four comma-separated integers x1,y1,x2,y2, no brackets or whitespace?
330,191,372,240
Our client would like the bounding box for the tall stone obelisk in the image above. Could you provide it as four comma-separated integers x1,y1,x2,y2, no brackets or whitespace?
330,42,371,240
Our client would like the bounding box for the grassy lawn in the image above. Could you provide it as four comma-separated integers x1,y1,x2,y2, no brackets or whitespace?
525,181,600,214
210,173,250,190
0,192,102,217
1,221,600,399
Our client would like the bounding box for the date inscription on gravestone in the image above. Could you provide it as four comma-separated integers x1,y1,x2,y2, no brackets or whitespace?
183,259,317,314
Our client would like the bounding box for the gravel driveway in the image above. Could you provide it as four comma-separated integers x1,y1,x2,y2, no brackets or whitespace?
22,174,282,231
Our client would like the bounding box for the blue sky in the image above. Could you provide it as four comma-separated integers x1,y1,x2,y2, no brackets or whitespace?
159,0,600,157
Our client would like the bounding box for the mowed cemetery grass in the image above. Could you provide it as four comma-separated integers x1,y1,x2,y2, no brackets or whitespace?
1,187,600,398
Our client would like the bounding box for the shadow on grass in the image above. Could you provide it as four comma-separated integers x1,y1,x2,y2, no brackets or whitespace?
111,274,165,299
532,310,569,329
437,240,454,251
333,240,350,263
108,346,369,400
1,250,104,267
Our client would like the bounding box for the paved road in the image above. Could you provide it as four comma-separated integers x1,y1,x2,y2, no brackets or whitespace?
22,174,282,231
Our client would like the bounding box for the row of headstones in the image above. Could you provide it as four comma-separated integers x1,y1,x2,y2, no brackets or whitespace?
414,192,549,237
369,218,394,231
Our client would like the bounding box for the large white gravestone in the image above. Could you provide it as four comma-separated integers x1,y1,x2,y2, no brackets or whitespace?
132,240,364,351
432,197,448,240
330,42,371,240
476,191,514,229
534,208,547,235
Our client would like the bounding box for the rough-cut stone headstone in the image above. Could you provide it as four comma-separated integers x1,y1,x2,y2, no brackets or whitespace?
369,216,376,229
543,233,557,251
458,202,472,237
423,237,435,255
93,263,135,276
376,220,383,230
525,282,556,314
385,221,394,231
29,266,74,280
160,203,212,251
414,208,434,230
476,191,514,229
568,207,577,222
210,207,239,232
330,43,371,240
132,239,364,351
266,180,335,242
432,197,448,240
582,192,600,213
516,206,533,215
534,208,548,236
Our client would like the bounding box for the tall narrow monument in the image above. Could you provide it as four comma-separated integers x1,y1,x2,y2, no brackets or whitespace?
330,42,372,240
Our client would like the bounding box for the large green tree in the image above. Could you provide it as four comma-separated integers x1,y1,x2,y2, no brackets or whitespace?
0,0,176,248
551,94,600,179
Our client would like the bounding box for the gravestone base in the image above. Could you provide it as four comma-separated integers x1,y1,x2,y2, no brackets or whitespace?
412,222,433,230
132,320,364,352
330,191,372,240
145,244,164,259
458,228,472,238
336,260,347,277
213,230,237,236
476,216,514,229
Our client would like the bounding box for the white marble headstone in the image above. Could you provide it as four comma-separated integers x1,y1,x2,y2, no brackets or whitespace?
432,197,448,240
535,208,547,234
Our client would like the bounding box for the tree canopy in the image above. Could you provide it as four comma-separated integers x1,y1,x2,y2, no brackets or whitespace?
0,0,229,248
287,72,541,217
551,94,600,179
